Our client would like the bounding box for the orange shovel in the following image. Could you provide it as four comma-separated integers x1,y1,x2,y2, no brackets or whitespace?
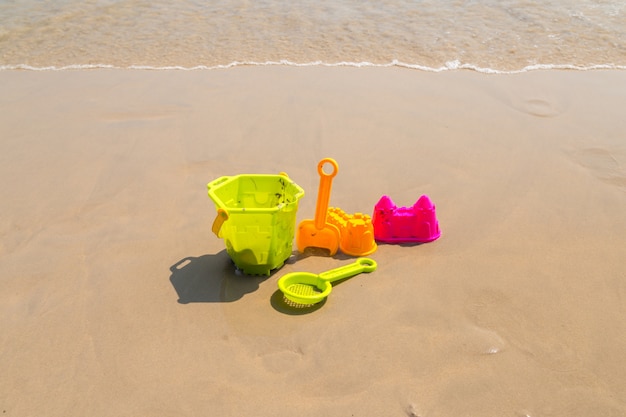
297,158,341,255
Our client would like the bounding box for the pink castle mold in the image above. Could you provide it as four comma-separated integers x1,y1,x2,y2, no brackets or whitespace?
372,195,441,243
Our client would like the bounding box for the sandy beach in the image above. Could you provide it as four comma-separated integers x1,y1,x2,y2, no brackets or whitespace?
1,67,625,416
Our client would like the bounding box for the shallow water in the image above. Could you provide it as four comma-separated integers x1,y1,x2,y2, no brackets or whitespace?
1,0,626,72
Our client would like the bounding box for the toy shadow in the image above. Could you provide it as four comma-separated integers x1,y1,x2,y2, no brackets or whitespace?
169,250,272,304
170,249,358,311
286,247,354,262
269,289,327,315
379,241,426,248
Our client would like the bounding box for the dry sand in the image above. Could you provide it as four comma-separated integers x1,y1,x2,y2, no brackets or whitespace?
1,67,626,416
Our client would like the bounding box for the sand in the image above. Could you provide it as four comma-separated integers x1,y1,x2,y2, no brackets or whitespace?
1,67,625,416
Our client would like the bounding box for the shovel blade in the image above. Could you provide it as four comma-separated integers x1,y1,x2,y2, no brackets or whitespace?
296,220,341,256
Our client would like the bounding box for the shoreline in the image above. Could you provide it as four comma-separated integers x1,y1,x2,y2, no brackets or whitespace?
3,60,626,73
1,67,625,416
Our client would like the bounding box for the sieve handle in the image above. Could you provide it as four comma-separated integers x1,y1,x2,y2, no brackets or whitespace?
318,258,377,283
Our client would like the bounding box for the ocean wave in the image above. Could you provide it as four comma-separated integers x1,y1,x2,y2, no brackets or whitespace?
2,60,626,73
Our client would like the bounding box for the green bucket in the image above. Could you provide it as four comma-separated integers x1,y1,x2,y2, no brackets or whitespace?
207,173,305,275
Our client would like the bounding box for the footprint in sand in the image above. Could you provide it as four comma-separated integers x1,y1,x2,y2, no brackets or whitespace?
518,97,561,118
490,80,564,118
465,289,583,372
506,96,563,118
570,147,626,188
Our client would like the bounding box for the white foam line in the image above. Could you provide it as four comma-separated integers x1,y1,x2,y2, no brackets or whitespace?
0,63,117,71
2,60,626,73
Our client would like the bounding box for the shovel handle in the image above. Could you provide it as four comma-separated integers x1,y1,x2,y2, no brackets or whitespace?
314,158,339,230
318,258,377,283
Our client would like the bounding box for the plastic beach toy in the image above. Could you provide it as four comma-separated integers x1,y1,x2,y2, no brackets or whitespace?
296,158,341,255
207,173,304,275
372,195,441,243
326,207,377,256
277,258,377,306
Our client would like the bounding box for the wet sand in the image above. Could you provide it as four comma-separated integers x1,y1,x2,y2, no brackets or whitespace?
1,67,625,416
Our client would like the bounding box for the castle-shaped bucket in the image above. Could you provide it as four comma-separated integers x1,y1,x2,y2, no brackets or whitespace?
207,173,304,275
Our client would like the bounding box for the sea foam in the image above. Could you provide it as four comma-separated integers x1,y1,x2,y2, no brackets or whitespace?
2,60,626,73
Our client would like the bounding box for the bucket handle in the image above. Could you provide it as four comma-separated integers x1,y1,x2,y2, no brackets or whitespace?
207,176,230,193
212,208,229,237
207,176,232,237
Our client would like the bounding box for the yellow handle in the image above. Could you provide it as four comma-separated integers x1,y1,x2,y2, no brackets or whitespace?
212,208,229,237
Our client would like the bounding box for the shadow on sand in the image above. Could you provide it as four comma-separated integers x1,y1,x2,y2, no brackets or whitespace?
169,250,273,303
169,248,355,315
